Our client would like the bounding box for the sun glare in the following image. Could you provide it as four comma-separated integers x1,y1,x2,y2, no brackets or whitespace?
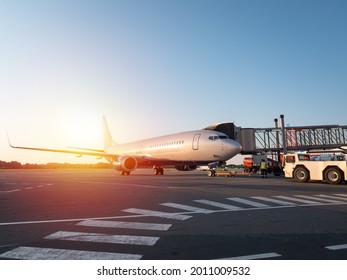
59,109,102,149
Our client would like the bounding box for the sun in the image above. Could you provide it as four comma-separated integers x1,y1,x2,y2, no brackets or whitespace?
59,108,102,149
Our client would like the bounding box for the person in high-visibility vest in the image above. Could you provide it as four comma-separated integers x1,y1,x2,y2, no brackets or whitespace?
260,159,268,178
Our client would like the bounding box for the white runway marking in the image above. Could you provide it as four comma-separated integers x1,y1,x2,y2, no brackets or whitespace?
317,195,347,201
218,252,281,260
0,189,21,193
274,196,320,204
227,197,270,208
251,196,296,206
0,246,142,260
0,183,53,193
333,194,347,198
78,220,172,231
45,231,159,246
296,195,345,203
194,199,243,210
122,208,192,220
325,244,347,250
2,193,347,227
161,202,214,214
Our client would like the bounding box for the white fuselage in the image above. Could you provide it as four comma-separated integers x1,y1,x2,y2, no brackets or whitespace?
106,130,242,164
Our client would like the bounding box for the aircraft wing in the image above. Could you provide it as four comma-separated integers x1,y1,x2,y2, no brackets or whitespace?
8,138,115,159
8,141,183,165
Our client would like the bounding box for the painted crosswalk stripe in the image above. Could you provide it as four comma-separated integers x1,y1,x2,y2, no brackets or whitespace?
296,195,344,203
0,246,142,260
317,195,347,202
325,244,347,250
161,202,214,214
273,196,319,204
227,197,270,208
218,252,281,260
194,199,243,210
333,194,347,198
78,220,172,231
122,208,192,220
251,196,296,206
44,231,159,246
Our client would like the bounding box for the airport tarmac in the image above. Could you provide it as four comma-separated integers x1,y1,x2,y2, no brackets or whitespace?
1,169,347,260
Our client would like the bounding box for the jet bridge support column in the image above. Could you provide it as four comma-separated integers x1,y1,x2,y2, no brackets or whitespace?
274,118,281,162
280,115,287,154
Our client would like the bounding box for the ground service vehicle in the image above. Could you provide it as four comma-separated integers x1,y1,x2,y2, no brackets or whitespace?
243,155,282,176
243,155,268,173
283,152,347,184
208,167,236,177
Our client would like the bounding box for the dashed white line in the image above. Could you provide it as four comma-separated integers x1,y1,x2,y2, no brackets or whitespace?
0,189,21,193
45,231,159,246
0,246,141,260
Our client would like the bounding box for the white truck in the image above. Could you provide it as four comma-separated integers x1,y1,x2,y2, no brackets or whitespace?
283,151,347,184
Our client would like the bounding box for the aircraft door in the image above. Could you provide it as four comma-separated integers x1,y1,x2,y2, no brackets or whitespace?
192,133,201,150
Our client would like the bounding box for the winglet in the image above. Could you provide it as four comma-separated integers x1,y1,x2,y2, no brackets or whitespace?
6,131,15,148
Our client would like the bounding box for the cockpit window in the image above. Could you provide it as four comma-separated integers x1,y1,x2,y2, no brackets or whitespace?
209,135,229,140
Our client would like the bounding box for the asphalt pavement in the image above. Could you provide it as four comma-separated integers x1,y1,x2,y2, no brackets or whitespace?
1,169,347,260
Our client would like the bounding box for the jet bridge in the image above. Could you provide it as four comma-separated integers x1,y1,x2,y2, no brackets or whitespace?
243,125,347,153
205,115,347,154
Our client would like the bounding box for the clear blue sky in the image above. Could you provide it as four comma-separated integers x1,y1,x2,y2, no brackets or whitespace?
1,0,346,164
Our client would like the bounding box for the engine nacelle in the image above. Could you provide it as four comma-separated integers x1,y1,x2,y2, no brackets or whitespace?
113,156,137,172
175,164,198,171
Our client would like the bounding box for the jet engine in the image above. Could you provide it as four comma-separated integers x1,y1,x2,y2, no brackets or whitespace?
113,156,137,173
175,164,198,171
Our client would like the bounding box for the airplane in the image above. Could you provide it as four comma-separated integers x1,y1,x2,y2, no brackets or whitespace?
8,117,242,175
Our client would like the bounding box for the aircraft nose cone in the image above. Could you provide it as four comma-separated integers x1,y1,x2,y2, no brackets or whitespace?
226,140,242,157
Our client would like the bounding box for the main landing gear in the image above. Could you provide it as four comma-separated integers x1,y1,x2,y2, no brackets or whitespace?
153,166,164,175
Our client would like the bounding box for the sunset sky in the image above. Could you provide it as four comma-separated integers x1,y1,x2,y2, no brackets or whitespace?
1,0,346,164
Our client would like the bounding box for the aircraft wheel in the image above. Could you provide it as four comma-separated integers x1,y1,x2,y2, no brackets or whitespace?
154,167,163,175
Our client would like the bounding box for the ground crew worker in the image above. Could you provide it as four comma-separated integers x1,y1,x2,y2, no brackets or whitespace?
260,159,268,178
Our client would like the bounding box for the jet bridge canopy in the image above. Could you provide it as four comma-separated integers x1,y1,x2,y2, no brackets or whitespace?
204,122,236,140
